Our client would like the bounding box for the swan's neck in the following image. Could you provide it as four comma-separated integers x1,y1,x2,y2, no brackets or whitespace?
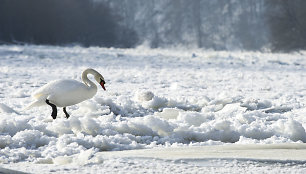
82,69,98,92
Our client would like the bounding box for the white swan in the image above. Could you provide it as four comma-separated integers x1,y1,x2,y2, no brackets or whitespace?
26,68,106,119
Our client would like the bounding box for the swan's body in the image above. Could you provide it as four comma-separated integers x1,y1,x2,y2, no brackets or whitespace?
30,79,98,107
27,68,106,119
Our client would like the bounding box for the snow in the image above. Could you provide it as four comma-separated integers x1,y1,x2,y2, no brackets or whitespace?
1,45,306,173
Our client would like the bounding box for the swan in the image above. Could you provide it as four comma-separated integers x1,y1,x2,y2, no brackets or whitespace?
26,68,106,119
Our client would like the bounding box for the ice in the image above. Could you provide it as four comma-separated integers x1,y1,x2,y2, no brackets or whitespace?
155,108,180,120
274,119,306,142
1,45,306,172
0,103,19,114
135,90,154,102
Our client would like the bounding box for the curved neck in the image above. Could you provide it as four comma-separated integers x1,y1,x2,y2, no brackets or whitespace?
82,69,97,90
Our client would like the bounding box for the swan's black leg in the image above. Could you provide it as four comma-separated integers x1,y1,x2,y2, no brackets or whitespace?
46,99,57,119
63,107,70,119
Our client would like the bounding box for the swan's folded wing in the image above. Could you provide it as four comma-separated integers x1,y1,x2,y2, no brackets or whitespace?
27,79,89,108
30,80,70,99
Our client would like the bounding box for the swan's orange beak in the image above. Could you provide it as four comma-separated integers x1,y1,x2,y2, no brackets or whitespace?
100,82,106,90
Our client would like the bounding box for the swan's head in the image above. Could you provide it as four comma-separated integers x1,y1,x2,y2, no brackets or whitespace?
94,73,106,91
83,68,106,90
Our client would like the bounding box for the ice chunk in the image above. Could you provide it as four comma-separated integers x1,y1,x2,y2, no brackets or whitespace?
73,148,96,165
136,91,154,102
12,129,52,148
240,99,272,111
0,135,12,148
135,91,167,110
155,108,181,120
142,96,168,110
274,119,306,142
53,155,73,165
177,111,213,127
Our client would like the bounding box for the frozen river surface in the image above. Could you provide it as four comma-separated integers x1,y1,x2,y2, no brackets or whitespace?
1,45,306,173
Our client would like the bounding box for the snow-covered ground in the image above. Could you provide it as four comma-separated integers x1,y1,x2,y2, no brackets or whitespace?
1,45,306,173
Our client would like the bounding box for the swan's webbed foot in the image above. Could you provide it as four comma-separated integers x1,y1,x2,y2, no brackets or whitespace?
46,99,57,119
63,107,70,119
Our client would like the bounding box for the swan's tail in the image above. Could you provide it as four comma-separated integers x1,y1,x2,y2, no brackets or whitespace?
23,99,46,110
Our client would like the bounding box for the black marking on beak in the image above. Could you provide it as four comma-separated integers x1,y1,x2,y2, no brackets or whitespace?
100,78,106,90
100,79,105,84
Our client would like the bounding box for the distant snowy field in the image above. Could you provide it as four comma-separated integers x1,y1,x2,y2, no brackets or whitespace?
1,45,306,173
